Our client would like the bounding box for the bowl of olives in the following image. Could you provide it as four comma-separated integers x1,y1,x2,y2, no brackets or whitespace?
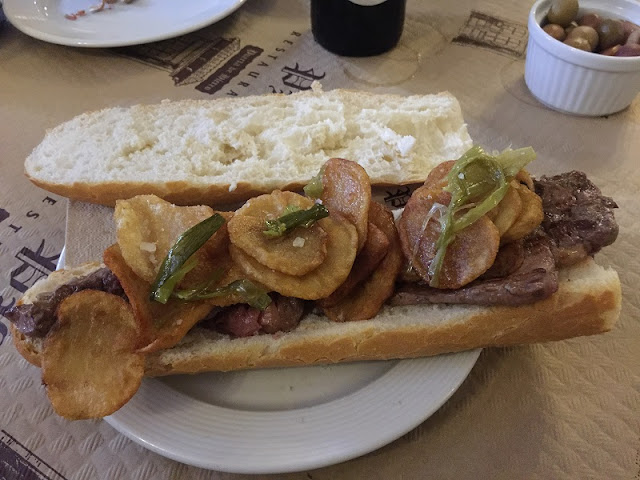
525,0,640,115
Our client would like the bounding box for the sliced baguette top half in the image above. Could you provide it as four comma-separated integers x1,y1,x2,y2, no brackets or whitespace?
24,87,472,206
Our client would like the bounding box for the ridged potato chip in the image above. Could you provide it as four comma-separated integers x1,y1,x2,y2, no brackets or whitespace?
321,158,371,251
231,215,358,300
41,290,144,420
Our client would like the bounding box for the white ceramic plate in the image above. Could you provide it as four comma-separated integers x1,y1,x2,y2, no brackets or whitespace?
3,0,247,47
104,352,480,474
57,247,480,473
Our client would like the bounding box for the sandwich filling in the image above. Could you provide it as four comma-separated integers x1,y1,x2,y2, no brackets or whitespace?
6,168,618,340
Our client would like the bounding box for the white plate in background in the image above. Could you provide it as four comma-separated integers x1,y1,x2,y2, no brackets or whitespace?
3,0,247,47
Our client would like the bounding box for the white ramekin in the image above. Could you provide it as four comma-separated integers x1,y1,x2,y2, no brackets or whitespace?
525,0,640,116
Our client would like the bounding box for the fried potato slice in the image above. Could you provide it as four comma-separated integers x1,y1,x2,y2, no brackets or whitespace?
398,187,499,289
502,183,544,244
231,215,358,300
515,168,534,190
41,290,144,420
423,160,455,189
103,245,219,353
321,158,371,251
114,195,232,284
323,202,403,322
486,181,523,236
319,221,389,308
228,191,328,276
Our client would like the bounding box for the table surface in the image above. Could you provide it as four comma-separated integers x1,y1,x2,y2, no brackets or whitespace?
0,1,639,479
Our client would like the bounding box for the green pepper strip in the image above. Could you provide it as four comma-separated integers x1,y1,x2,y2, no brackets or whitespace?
150,213,226,304
175,279,272,311
303,165,325,199
427,146,536,287
171,268,225,301
263,203,329,237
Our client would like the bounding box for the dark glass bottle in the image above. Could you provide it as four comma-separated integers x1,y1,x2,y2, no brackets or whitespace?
311,0,406,57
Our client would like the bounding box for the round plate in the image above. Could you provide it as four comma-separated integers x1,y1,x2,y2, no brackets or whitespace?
3,0,247,48
105,351,480,474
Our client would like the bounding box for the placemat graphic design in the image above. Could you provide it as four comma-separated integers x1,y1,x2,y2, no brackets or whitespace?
453,11,528,58
0,431,67,480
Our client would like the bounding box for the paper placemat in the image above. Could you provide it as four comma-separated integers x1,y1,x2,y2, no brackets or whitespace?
1,1,639,478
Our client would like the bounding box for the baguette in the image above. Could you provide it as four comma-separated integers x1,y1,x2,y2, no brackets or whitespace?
24,86,472,206
11,258,621,375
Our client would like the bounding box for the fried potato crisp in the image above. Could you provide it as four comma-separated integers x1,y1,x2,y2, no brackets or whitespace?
231,215,358,300
321,158,371,251
502,183,544,243
41,290,144,420
423,160,455,189
487,181,523,237
228,191,328,276
398,187,499,289
115,195,231,284
323,202,403,322
319,221,389,308
103,245,218,353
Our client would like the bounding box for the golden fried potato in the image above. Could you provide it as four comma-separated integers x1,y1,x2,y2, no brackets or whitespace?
397,187,499,289
41,290,144,420
423,160,455,189
501,183,544,244
228,192,328,276
321,158,371,251
486,182,523,236
319,221,389,308
515,168,535,190
114,195,231,284
103,245,221,354
231,215,358,300
323,202,403,322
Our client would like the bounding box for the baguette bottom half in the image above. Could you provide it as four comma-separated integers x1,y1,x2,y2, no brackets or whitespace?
144,258,621,376
10,258,621,376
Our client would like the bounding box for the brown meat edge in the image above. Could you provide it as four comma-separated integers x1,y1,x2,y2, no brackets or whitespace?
144,268,621,376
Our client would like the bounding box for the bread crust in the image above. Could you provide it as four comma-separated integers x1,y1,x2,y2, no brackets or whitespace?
27,173,420,208
10,324,43,367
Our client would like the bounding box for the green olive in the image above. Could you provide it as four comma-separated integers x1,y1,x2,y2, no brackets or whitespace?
578,13,601,30
547,0,579,27
567,25,599,50
564,36,591,51
565,21,579,36
597,19,625,51
543,23,567,41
